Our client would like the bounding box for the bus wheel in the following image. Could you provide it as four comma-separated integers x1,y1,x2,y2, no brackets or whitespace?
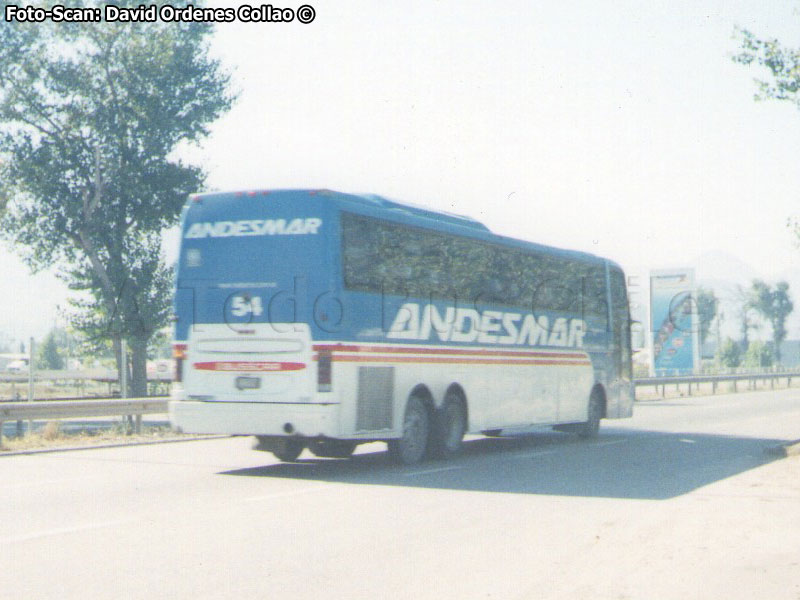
309,439,357,459
272,439,305,462
577,390,603,439
388,395,430,465
431,393,467,459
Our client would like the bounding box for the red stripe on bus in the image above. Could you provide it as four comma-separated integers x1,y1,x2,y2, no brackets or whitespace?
313,354,591,367
311,344,587,359
192,361,306,372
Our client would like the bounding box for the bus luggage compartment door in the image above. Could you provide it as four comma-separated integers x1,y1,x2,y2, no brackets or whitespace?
184,324,314,402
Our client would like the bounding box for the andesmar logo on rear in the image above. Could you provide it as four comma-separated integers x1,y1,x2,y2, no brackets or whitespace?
388,303,587,348
185,218,322,238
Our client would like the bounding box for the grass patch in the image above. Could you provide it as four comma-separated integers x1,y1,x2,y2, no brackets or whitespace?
0,421,202,452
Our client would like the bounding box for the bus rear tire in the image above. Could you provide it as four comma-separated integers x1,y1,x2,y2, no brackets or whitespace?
577,390,603,439
388,395,430,465
431,392,467,459
272,438,305,462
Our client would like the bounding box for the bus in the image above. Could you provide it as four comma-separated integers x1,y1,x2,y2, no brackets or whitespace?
169,189,634,464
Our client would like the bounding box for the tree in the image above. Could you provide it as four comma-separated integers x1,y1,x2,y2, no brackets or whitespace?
148,327,173,360
734,28,800,109
716,337,742,369
731,284,758,352
749,279,793,362
695,287,718,347
771,281,793,360
0,6,233,395
743,340,774,369
734,29,800,257
36,329,64,370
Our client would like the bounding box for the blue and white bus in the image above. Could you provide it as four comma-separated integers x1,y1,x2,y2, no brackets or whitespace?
170,189,634,464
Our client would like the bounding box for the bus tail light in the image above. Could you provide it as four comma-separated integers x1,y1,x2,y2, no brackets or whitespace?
173,344,187,383
317,350,332,392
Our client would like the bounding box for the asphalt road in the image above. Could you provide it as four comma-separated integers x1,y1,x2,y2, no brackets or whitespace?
2,388,799,599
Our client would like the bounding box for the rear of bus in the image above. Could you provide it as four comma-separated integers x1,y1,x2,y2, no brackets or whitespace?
169,190,339,438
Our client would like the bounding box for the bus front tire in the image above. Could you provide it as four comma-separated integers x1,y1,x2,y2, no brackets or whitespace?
576,390,603,439
388,395,430,465
431,393,467,459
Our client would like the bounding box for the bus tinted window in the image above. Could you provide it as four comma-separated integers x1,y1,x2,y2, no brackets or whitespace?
341,212,608,321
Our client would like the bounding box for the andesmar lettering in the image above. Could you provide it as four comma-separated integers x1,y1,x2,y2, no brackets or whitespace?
387,303,587,348
185,218,322,238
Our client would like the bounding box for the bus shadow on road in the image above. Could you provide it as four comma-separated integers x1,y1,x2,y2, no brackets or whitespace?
218,429,789,500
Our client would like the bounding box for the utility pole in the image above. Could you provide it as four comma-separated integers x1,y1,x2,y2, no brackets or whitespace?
27,336,34,434
120,339,128,399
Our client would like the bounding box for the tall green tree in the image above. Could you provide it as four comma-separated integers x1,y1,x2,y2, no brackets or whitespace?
749,279,793,362
732,284,757,352
0,5,233,395
716,337,742,369
36,329,64,370
695,287,718,347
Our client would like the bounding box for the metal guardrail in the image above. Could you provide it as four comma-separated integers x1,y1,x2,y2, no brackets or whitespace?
0,371,796,442
0,368,173,403
0,397,168,438
634,372,800,397
0,369,172,383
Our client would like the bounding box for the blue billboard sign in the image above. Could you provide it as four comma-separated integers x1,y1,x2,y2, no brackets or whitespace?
650,269,698,376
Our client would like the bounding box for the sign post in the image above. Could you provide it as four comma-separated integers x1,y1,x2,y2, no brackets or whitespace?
27,336,34,434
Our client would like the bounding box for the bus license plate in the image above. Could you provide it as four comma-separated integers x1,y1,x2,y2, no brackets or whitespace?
235,376,261,391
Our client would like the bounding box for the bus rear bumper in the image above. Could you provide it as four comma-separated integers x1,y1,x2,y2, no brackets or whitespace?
169,400,339,438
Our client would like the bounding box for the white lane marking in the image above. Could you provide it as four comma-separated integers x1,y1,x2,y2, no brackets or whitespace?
7,476,100,491
242,485,329,503
679,438,696,444
0,519,131,545
591,439,628,447
404,465,464,477
512,449,558,459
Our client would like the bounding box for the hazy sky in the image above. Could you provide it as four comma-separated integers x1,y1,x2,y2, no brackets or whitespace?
2,0,800,342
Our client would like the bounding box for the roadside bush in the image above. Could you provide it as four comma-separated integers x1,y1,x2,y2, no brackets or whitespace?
743,340,774,368
716,338,742,368
42,421,62,440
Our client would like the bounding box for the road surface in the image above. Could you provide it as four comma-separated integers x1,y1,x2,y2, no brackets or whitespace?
2,388,799,599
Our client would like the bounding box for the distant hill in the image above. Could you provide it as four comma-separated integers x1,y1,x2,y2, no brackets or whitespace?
694,251,761,287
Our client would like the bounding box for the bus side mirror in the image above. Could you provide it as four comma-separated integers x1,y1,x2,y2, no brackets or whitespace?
630,320,645,351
